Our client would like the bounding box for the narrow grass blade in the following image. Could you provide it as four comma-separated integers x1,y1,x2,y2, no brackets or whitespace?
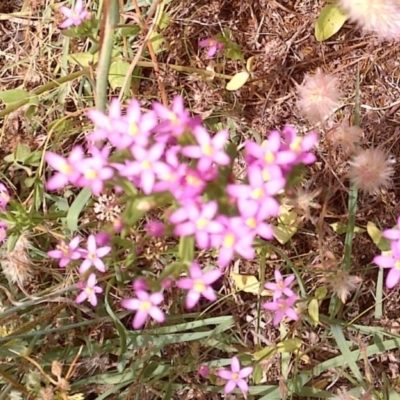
66,186,92,232
330,324,363,383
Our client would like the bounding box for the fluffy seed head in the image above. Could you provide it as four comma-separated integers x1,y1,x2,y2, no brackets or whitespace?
326,122,363,155
1,233,32,285
297,69,340,123
338,0,400,41
348,147,394,194
323,271,362,303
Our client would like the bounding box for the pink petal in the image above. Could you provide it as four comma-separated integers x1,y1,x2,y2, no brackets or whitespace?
121,298,140,310
237,379,249,393
386,268,400,289
224,380,237,394
87,273,97,287
374,255,395,268
203,269,222,285
218,370,233,380
239,366,253,378
149,306,165,323
231,356,240,373
133,310,148,329
186,290,201,309
75,291,88,304
150,292,164,305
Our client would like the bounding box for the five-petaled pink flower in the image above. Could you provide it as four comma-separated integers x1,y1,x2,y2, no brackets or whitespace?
181,127,230,172
176,262,222,309
199,37,224,58
217,356,253,395
374,245,400,289
45,146,84,190
59,0,90,29
170,201,223,249
47,236,82,268
264,270,296,300
121,290,165,329
263,294,298,326
79,234,111,274
76,273,103,307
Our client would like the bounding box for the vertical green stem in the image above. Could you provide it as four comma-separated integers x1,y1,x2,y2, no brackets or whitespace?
342,67,360,272
95,0,119,111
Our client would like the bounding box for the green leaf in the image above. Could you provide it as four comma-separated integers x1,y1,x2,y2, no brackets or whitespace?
178,236,194,263
108,60,131,90
308,298,319,324
273,206,298,245
330,221,365,235
66,187,92,232
15,143,31,162
67,52,99,67
367,221,391,252
315,286,327,300
0,89,38,109
315,4,347,42
277,338,302,353
0,89,29,105
226,71,250,91
330,324,363,383
149,31,166,54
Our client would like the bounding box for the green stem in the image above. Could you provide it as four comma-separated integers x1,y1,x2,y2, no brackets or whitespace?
342,67,361,272
95,0,119,111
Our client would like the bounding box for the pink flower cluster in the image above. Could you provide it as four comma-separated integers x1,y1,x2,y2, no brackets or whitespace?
374,216,400,289
45,95,317,329
263,270,298,326
0,184,10,243
47,233,110,305
122,261,221,329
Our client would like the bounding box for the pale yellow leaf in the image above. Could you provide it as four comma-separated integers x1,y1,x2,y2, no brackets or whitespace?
226,71,250,91
231,272,269,296
315,4,347,42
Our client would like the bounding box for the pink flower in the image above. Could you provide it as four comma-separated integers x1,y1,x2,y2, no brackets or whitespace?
236,199,274,240
75,146,114,195
373,244,400,289
198,365,210,378
152,96,194,140
59,0,90,29
263,295,298,326
181,127,230,172
121,290,165,329
199,37,224,58
227,165,285,204
244,130,297,168
170,201,223,249
382,216,400,242
118,143,168,194
212,216,255,268
133,278,148,292
79,234,111,274
264,270,296,300
107,100,156,150
176,262,222,309
87,98,124,142
217,356,253,395
47,236,82,268
76,273,103,307
145,220,165,238
45,146,84,190
281,125,317,167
